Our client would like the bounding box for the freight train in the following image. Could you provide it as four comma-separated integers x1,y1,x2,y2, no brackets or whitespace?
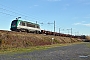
10,18,86,39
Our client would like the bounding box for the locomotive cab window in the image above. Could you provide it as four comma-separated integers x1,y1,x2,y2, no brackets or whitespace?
20,22,22,25
31,23,35,28
11,20,18,27
21,21,25,26
37,26,40,28
27,22,35,28
27,22,31,27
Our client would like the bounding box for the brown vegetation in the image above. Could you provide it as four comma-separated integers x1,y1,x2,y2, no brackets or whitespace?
86,36,90,40
0,30,82,49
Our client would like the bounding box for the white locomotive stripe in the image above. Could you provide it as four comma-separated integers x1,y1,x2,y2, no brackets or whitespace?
17,25,41,31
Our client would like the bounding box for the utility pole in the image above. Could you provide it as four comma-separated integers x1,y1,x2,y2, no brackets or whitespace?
71,28,72,36
67,28,72,37
67,28,72,35
47,20,56,36
71,28,72,38
54,20,55,36
59,28,61,36
59,28,60,33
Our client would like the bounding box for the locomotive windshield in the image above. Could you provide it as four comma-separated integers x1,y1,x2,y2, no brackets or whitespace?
11,20,18,27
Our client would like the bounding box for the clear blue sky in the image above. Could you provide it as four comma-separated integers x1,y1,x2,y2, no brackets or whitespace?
0,0,90,35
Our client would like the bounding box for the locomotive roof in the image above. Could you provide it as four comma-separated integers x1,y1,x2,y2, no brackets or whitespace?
15,20,40,26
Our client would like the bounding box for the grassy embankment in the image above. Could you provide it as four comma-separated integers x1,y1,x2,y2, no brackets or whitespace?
86,36,90,40
85,36,90,47
0,42,84,54
0,30,83,54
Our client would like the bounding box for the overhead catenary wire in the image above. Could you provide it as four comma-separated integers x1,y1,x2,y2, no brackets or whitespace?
0,4,48,23
0,5,46,25
0,11,16,17
0,4,54,32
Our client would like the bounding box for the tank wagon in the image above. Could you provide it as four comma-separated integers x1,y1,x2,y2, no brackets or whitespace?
10,19,41,33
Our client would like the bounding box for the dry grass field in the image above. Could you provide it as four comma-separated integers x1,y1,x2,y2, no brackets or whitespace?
0,30,83,50
86,36,90,40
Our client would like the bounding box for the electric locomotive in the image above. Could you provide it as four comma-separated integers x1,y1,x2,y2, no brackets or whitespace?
10,18,41,33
